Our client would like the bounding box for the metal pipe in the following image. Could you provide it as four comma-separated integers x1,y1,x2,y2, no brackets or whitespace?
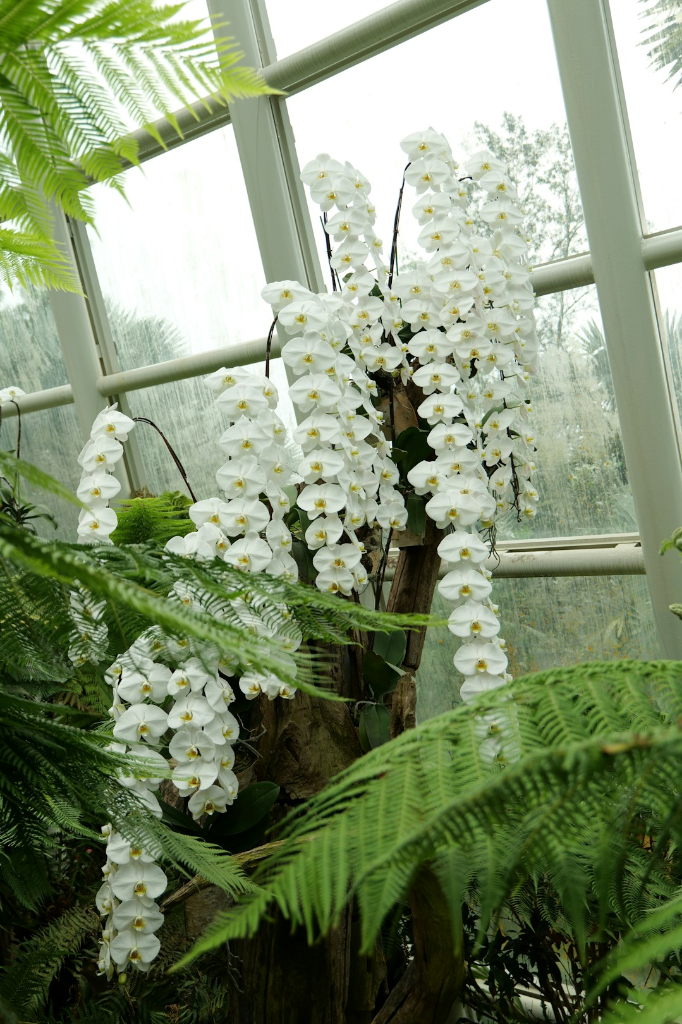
262,0,488,95
131,0,489,165
643,226,682,273
97,337,275,396
0,385,74,418
531,252,593,297
482,544,645,578
384,544,645,581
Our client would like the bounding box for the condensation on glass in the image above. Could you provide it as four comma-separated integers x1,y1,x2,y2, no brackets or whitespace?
417,574,659,721
125,358,297,500
497,285,637,540
0,285,69,391
608,0,682,233
7,404,84,540
86,127,268,370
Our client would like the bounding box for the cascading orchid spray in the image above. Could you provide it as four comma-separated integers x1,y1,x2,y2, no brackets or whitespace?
69,380,301,977
264,127,538,711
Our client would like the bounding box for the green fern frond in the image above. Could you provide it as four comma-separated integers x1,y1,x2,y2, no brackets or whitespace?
110,490,193,546
0,226,78,291
174,660,682,969
0,905,98,1015
0,0,278,290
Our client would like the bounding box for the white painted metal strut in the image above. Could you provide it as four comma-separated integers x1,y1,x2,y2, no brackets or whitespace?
546,0,682,656
129,0,489,166
45,209,134,498
383,544,646,581
205,0,325,412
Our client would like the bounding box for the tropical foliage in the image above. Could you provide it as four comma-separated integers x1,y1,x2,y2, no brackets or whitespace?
0,454,429,1021
0,0,275,290
181,658,682,1021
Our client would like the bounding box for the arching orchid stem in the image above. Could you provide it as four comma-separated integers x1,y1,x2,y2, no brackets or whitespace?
265,315,278,380
1,400,22,460
374,527,394,611
388,164,409,289
321,212,339,292
387,375,397,448
132,417,197,502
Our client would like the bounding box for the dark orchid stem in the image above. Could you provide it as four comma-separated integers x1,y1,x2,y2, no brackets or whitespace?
387,375,397,448
374,527,394,611
388,164,410,289
132,417,197,503
265,315,278,380
9,400,21,461
322,213,338,292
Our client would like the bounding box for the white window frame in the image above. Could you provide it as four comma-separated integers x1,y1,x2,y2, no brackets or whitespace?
9,0,682,652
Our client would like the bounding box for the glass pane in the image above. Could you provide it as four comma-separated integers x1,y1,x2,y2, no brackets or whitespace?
1,404,83,540
0,285,69,391
609,0,682,232
495,285,637,540
126,358,297,499
417,574,658,721
650,264,682,429
266,0,392,59
87,128,267,370
286,0,587,274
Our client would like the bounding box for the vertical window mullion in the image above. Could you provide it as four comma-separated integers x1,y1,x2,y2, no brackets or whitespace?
546,0,682,656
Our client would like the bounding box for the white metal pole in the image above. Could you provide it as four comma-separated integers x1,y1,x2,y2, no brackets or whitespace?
46,207,132,497
546,0,682,656
206,0,326,411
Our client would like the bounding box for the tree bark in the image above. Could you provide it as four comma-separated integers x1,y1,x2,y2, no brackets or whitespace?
371,869,465,1024
226,643,386,1024
223,526,457,1023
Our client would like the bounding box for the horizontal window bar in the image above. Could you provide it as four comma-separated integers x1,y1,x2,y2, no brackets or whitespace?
386,543,645,580
131,0,489,165
96,337,274,397
0,385,74,417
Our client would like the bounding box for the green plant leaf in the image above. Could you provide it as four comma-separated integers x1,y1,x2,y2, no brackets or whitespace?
406,493,426,536
373,629,407,668
394,427,431,476
208,783,280,839
363,650,402,700
359,704,392,750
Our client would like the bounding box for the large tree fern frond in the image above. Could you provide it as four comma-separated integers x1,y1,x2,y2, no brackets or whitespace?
174,660,682,968
0,226,77,290
0,0,278,288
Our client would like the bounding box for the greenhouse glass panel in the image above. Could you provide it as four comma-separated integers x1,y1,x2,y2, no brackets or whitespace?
286,0,587,276
417,573,658,721
609,0,682,233
5,404,84,540
127,358,297,499
86,127,267,370
0,285,69,391
496,285,637,540
649,264,682,432
266,0,392,58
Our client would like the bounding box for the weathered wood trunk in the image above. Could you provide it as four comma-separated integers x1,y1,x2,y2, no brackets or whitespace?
223,526,461,1024
227,643,386,1024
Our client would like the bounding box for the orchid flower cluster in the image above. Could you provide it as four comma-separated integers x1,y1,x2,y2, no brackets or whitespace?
273,127,539,703
71,378,301,977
